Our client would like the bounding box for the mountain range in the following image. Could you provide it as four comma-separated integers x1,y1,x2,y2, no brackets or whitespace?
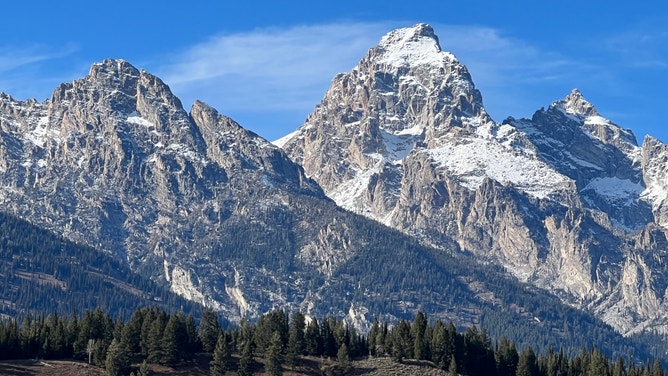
0,23,667,358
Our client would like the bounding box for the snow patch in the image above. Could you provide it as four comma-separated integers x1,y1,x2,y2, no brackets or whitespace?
126,112,156,128
377,25,452,69
427,137,571,199
582,178,643,206
272,129,300,147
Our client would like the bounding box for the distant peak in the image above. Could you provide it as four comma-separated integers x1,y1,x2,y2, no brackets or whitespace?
379,23,440,50
552,88,599,117
89,58,140,79
376,23,452,68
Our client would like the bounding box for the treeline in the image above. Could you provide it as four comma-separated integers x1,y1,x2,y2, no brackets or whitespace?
0,306,665,376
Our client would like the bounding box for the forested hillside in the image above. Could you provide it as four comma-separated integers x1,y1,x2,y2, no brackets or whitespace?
0,212,200,319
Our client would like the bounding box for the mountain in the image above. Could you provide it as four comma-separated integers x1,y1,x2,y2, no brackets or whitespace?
279,24,668,336
0,57,656,359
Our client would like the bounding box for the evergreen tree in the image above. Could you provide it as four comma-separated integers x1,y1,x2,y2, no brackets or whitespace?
122,309,144,355
651,359,663,376
431,320,449,369
337,342,352,375
286,311,305,368
391,320,412,363
516,347,539,376
161,313,185,366
105,338,131,376
185,313,200,353
612,357,626,376
238,328,254,376
138,360,151,376
265,331,283,376
448,355,458,376
411,311,428,361
146,314,165,364
496,337,519,376
210,332,229,376
199,308,221,353
304,317,322,356
368,318,380,357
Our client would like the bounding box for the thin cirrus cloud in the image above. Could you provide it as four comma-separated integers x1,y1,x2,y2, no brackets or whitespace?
603,28,668,69
157,22,398,112
0,44,78,100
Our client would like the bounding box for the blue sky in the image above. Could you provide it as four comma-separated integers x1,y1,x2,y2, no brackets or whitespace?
2,1,667,143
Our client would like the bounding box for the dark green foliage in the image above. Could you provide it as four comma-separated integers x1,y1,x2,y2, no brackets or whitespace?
286,311,305,367
0,212,199,319
105,338,131,376
265,331,283,376
304,317,322,356
495,337,518,376
337,343,352,375
516,347,539,376
391,320,412,363
254,309,288,355
199,308,220,353
210,332,229,376
161,312,187,366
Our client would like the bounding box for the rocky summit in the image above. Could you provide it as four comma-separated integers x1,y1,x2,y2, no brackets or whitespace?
280,23,668,336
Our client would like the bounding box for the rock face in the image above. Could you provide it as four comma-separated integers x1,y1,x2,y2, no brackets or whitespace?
280,24,668,335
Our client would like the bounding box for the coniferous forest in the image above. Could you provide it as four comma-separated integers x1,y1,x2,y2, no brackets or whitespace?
0,306,665,376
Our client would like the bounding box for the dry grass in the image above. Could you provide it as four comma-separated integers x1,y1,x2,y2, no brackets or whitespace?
0,356,449,375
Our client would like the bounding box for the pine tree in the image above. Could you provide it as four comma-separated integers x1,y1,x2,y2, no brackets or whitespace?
516,347,539,376
105,338,131,376
265,331,283,376
391,320,412,363
337,343,352,375
210,332,229,376
286,311,305,368
146,314,165,364
495,337,518,376
304,317,322,356
199,308,221,353
185,313,200,354
238,334,254,376
411,311,428,361
448,355,458,376
161,314,185,366
138,360,151,376
431,320,448,369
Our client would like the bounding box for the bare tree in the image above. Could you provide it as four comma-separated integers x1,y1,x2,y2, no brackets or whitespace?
86,339,96,364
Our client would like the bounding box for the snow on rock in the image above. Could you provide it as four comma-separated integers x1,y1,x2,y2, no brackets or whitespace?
377,24,453,69
427,136,571,199
582,177,644,206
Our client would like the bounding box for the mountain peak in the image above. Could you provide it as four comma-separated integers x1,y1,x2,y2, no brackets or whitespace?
376,23,449,68
552,88,599,117
89,58,140,81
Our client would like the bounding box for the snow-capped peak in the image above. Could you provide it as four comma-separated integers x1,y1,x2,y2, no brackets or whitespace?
551,89,599,118
377,23,454,68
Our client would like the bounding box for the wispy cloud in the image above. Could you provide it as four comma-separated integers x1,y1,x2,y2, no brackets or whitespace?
0,44,78,99
157,21,399,112
0,44,77,72
603,28,668,69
